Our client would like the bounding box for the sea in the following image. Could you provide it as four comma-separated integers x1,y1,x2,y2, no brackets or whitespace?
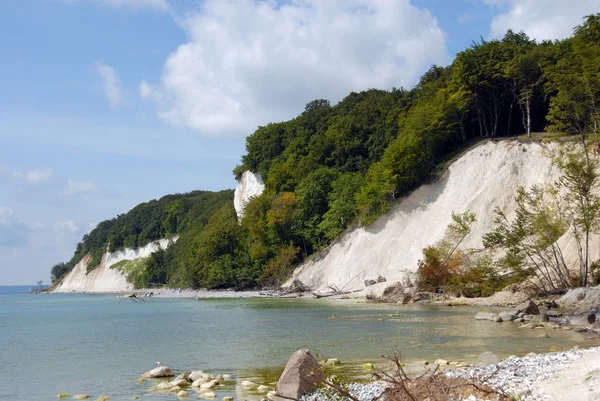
0,292,597,401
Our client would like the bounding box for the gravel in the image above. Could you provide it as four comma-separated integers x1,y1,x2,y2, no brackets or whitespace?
300,347,600,401
300,382,386,401
447,347,600,400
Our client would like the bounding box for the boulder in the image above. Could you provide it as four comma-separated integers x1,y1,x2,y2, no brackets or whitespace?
571,313,596,326
276,349,325,400
141,366,174,378
199,392,217,399
174,372,192,382
475,312,503,322
377,275,387,283
189,371,209,382
516,300,540,315
364,279,377,287
157,382,173,390
257,385,271,393
177,391,189,398
200,381,216,389
477,352,500,366
192,378,209,387
73,396,90,400
499,311,518,321
266,391,277,400
171,379,189,388
170,386,182,392
536,306,549,322
57,394,70,399
222,374,232,381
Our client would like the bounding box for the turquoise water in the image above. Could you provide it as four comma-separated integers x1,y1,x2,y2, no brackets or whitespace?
1,294,597,401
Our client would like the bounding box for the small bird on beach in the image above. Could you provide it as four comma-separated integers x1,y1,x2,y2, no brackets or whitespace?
155,361,162,366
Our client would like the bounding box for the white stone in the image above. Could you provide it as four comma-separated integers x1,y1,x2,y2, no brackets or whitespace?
240,380,256,388
156,382,173,390
257,385,271,393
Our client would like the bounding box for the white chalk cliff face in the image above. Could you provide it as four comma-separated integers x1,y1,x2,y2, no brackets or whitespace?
234,171,265,218
53,238,176,293
287,140,571,295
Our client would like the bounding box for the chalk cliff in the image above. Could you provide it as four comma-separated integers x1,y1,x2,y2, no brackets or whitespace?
234,171,265,218
52,238,175,293
287,140,592,295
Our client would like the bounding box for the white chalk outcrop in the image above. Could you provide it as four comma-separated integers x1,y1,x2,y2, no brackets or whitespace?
234,171,265,218
53,238,176,293
287,140,567,295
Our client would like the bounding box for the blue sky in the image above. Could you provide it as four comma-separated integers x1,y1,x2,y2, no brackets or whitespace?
1,0,598,285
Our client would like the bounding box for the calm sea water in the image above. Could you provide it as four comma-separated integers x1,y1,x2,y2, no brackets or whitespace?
0,294,597,401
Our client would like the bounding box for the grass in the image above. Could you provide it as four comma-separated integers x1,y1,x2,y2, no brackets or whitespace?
110,258,148,284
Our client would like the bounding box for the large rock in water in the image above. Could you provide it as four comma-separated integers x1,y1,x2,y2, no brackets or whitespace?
276,349,324,399
142,366,174,378
516,300,540,315
475,312,503,322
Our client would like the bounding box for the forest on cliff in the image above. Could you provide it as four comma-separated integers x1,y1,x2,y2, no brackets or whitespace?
51,15,600,290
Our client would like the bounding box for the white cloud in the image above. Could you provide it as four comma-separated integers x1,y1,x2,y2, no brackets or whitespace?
11,168,54,184
142,0,449,136
139,80,152,99
64,179,100,196
95,62,126,108
486,0,600,40
54,220,79,234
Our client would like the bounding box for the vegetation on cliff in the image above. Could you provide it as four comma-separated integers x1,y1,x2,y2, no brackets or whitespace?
52,15,600,291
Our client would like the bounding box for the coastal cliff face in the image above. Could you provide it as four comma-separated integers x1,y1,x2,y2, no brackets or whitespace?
52,238,175,293
234,171,265,218
287,140,593,295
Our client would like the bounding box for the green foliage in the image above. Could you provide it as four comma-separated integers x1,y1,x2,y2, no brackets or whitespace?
416,211,477,293
50,190,233,283
52,15,600,290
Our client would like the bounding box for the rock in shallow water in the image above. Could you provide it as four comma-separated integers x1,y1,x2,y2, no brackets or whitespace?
141,366,174,378
475,312,503,322
73,395,90,400
276,349,325,400
156,381,173,390
516,300,540,315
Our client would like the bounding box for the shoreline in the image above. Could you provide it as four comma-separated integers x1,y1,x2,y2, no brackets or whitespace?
304,346,600,401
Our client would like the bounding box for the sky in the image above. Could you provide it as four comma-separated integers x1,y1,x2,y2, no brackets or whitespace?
1,0,598,285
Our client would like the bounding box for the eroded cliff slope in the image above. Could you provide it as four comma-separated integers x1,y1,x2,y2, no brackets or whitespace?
287,140,568,294
53,238,174,293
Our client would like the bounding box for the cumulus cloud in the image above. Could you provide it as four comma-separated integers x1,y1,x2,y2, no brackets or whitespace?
142,0,448,136
95,62,126,108
11,168,54,184
64,179,100,196
139,80,152,99
486,0,600,40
